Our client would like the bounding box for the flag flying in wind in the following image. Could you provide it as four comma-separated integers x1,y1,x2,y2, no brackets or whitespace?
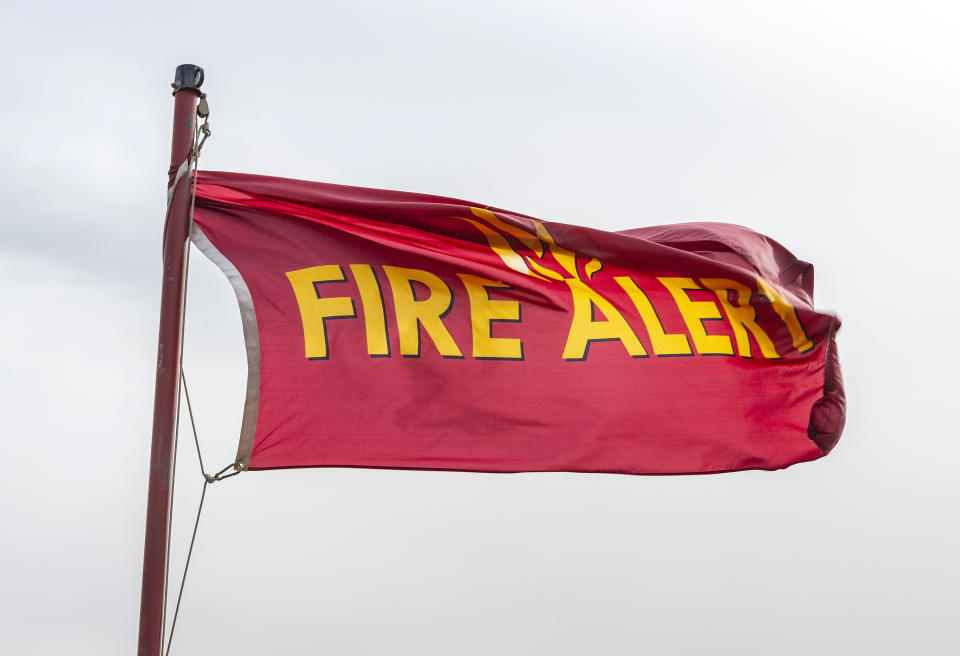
191,172,844,475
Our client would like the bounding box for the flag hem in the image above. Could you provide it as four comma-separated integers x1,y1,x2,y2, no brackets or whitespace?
189,223,260,467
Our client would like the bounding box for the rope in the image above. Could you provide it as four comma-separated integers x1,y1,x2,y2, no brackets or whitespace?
160,93,243,655
180,369,208,478
164,369,239,653
181,368,245,483
159,113,201,656
164,480,208,656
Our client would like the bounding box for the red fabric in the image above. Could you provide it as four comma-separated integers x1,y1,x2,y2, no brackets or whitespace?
193,171,844,474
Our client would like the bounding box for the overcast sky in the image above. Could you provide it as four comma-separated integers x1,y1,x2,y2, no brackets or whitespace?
2,1,958,653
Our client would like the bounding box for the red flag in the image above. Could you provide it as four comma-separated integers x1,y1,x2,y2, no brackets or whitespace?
192,171,844,474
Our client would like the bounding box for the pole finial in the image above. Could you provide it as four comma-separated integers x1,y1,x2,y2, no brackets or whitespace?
171,64,204,95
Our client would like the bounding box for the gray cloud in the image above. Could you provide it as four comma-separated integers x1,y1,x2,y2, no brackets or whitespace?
2,1,958,654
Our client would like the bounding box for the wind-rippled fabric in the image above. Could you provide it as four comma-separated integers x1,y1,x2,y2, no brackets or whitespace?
192,171,844,474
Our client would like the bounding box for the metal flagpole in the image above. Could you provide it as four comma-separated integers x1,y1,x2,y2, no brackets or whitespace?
138,64,204,656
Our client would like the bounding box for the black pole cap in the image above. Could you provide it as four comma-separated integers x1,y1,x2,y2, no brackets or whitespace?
171,64,204,94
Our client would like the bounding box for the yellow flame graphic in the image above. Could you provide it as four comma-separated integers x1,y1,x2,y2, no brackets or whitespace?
464,207,602,283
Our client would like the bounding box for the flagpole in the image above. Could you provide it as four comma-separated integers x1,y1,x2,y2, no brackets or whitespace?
138,64,203,656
